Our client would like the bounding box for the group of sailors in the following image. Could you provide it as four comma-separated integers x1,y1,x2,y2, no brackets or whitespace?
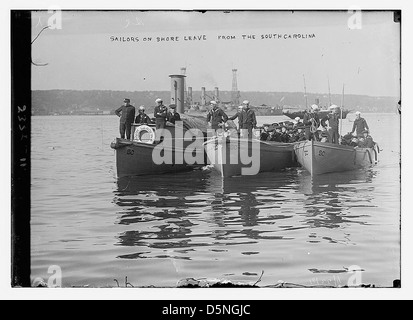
259,104,373,147
116,98,374,148
115,98,181,139
206,99,257,138
260,121,306,143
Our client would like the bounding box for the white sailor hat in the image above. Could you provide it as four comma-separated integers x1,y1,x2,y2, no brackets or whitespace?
139,105,145,110
355,111,361,115
155,98,163,103
210,101,217,105
311,104,319,111
242,100,250,105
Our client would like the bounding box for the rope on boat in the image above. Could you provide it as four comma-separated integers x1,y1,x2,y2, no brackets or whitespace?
366,149,373,164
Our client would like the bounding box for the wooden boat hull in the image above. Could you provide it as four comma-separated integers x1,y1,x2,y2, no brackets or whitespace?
294,140,376,176
111,138,204,177
204,137,297,177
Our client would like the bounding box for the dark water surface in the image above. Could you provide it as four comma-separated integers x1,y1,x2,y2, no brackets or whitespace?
31,113,400,287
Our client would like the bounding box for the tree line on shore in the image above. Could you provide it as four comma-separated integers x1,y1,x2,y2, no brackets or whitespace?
32,89,398,115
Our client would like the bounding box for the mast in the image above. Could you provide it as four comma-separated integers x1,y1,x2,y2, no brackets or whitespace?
327,76,332,106
340,83,345,137
303,74,308,109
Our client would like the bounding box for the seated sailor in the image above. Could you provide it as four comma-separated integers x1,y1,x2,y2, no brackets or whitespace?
280,126,290,143
358,130,375,148
260,124,271,141
268,125,282,142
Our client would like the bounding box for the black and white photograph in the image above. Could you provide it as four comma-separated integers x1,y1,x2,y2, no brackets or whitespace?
6,2,412,301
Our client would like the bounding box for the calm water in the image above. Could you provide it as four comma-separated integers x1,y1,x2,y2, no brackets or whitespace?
31,113,401,288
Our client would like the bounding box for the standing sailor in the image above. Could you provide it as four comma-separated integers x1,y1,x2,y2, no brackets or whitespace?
351,111,369,138
229,105,244,131
206,101,228,131
115,98,135,140
303,104,321,141
240,100,257,139
167,104,181,124
321,105,341,144
154,98,168,129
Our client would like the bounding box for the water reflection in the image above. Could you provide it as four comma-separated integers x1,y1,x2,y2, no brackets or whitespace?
113,168,378,259
295,169,377,245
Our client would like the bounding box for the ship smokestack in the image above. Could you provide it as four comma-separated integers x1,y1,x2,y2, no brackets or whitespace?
214,87,219,102
169,74,186,114
201,87,206,106
188,87,193,105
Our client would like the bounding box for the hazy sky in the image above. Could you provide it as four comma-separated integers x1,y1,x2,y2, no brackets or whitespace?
31,10,400,97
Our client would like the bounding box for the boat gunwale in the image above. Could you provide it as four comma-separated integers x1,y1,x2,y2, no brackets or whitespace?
203,137,294,149
113,137,204,152
293,140,373,154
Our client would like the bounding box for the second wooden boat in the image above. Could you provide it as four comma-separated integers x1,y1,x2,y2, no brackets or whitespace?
294,140,378,176
204,136,297,178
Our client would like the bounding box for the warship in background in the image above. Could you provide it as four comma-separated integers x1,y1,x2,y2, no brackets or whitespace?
184,69,283,117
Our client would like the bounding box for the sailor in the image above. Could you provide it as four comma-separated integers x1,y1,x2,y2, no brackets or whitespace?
294,117,302,126
303,104,321,141
321,105,341,144
341,132,358,147
206,101,228,131
358,130,375,148
135,105,152,125
293,123,306,142
115,98,136,140
269,125,282,142
352,111,370,138
154,98,168,129
229,105,244,131
167,104,181,124
240,100,257,139
280,126,290,143
260,124,271,141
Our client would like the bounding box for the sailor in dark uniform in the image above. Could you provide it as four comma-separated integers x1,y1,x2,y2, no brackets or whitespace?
303,104,321,141
115,98,136,140
352,111,369,138
229,105,244,131
321,105,341,144
167,104,181,124
135,105,152,124
240,100,257,139
293,123,306,142
280,126,290,143
260,124,271,141
206,101,228,131
358,130,375,148
154,98,168,129
269,125,282,142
